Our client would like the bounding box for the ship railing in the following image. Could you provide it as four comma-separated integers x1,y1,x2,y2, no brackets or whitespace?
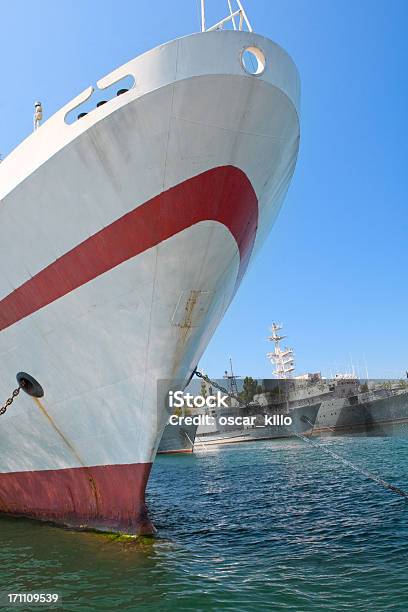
207,9,244,31
202,0,253,33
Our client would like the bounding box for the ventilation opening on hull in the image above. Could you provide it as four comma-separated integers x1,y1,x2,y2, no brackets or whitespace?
16,372,44,398
241,46,266,75
65,74,135,125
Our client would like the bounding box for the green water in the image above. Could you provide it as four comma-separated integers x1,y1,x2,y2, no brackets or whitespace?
1,437,408,610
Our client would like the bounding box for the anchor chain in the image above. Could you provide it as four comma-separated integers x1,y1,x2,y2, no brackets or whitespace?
0,383,24,416
194,369,244,406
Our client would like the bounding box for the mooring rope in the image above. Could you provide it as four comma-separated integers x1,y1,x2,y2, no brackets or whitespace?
294,422,408,500
192,370,408,500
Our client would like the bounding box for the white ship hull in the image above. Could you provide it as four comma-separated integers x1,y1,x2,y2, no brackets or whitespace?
0,30,300,533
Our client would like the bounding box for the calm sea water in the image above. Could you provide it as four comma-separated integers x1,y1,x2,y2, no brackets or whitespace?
1,437,408,611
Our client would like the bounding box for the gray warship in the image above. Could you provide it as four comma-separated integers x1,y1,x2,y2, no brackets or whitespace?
258,323,408,436
194,362,320,447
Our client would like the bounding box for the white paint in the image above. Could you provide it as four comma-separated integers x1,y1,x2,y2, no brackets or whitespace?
0,30,300,474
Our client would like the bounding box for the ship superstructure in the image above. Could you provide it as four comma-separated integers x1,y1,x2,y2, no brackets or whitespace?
262,324,408,434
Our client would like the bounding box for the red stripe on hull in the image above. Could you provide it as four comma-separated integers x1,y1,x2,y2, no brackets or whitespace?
157,448,194,455
0,166,258,533
0,463,155,535
0,165,258,332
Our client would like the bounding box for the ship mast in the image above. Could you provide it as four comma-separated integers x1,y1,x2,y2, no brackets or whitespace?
267,323,295,378
200,0,253,32
223,357,240,396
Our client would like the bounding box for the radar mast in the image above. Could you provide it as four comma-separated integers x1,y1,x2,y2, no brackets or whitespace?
267,323,295,378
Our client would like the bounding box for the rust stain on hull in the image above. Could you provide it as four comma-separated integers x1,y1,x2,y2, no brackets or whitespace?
0,462,155,535
33,398,85,466
33,398,100,512
0,398,154,534
179,290,200,331
0,491,11,513
171,290,201,379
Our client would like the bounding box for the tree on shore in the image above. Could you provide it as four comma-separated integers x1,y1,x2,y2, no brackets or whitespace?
239,377,258,404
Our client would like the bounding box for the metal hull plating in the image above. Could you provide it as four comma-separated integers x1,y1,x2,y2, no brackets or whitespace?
313,389,408,435
0,31,300,533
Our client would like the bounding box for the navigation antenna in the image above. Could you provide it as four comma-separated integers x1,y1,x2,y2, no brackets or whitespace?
223,358,240,396
267,323,295,378
200,0,253,32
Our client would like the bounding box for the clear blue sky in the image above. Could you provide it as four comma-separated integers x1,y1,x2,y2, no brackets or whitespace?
1,1,407,379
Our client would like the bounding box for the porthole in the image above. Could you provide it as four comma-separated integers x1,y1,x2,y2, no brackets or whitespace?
241,46,266,76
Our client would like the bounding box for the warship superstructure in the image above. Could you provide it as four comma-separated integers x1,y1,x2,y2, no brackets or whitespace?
262,323,408,435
